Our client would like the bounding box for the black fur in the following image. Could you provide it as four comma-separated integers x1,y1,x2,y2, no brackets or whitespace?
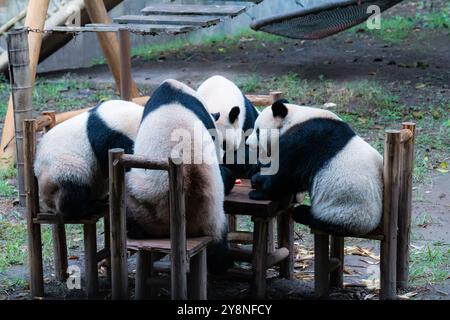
242,95,259,132
57,180,91,219
250,118,356,199
220,165,236,195
211,112,220,121
87,105,134,174
142,81,216,131
228,106,240,124
292,205,352,236
272,100,288,118
206,228,234,275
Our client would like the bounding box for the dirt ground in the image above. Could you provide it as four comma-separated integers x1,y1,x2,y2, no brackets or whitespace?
0,0,448,300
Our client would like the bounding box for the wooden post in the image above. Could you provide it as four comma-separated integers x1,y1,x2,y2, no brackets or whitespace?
0,0,50,167
109,148,128,299
251,217,269,298
314,233,329,298
380,130,402,300
103,214,112,283
83,223,98,298
168,157,187,300
23,119,44,298
84,0,139,98
7,28,33,206
52,224,68,282
330,236,344,288
397,123,416,290
119,29,132,101
135,251,151,300
278,210,294,279
189,249,207,300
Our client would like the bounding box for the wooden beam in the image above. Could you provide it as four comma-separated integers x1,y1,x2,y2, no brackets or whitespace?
141,4,247,17
114,15,220,27
0,0,50,167
84,0,139,98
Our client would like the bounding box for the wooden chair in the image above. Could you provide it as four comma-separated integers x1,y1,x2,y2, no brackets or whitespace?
311,122,416,300
23,118,111,299
108,149,212,300
224,180,294,298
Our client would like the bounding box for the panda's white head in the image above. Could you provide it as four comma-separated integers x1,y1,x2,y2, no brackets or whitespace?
247,99,341,152
197,75,246,152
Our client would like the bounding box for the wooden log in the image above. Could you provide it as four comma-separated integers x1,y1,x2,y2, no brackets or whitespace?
108,148,128,300
314,233,329,298
0,0,50,167
119,29,132,101
397,123,416,290
0,7,27,36
189,248,207,300
278,209,294,279
84,0,139,98
83,223,98,298
120,154,168,171
23,119,44,298
41,111,56,131
7,28,33,206
266,247,289,268
103,214,112,283
228,231,253,244
251,218,269,298
114,14,221,27
267,217,276,253
380,130,402,300
168,157,187,300
135,250,152,300
330,236,344,288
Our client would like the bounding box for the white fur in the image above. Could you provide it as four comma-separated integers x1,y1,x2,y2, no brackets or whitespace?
127,80,226,240
197,75,247,150
311,136,383,234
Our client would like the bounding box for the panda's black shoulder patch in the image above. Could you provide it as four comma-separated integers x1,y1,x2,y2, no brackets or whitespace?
143,82,215,131
87,106,134,172
242,95,259,132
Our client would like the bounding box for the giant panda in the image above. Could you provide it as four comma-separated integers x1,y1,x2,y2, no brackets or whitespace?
246,100,383,235
34,100,143,219
126,79,232,274
197,75,260,180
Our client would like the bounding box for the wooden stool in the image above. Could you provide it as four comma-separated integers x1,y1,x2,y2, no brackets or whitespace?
23,119,111,299
224,180,293,298
311,123,416,300
128,237,211,300
108,150,212,300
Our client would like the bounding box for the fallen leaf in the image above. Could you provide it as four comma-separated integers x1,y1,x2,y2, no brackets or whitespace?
398,290,419,300
415,83,426,89
68,255,79,260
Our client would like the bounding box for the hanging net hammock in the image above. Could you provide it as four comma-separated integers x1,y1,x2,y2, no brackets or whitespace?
251,0,404,40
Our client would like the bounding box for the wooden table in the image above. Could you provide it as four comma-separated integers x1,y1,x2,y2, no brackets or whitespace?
224,180,293,298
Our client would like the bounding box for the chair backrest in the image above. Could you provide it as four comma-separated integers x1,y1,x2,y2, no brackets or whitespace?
108,149,186,300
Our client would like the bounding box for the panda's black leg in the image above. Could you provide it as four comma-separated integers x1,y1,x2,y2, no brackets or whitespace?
293,205,349,235
207,229,234,275
126,217,150,239
219,165,236,195
292,205,314,225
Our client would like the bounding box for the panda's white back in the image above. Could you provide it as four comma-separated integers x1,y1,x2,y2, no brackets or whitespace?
127,101,226,240
310,136,383,234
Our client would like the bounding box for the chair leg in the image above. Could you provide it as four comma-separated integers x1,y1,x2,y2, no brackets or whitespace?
52,223,68,282
380,238,397,300
28,223,44,298
278,210,294,280
251,218,269,298
189,248,207,300
103,215,112,283
135,250,152,300
330,236,344,289
83,223,98,298
314,233,330,298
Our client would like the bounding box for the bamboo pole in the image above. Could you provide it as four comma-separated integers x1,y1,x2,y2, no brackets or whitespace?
84,0,139,98
7,28,33,206
0,0,50,167
119,29,132,101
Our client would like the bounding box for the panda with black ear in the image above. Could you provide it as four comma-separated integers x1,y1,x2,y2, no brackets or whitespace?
126,79,233,274
34,100,143,219
197,75,260,180
246,100,383,235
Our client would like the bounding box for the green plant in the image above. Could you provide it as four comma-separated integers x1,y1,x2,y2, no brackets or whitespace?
410,244,449,285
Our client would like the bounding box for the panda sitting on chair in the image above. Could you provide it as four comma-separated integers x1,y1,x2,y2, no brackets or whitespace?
246,99,383,236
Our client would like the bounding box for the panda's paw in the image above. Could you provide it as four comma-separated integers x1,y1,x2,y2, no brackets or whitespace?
251,172,266,190
249,190,272,201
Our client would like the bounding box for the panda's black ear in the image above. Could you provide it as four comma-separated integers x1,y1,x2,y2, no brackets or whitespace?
211,112,220,121
229,106,241,124
272,100,288,119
